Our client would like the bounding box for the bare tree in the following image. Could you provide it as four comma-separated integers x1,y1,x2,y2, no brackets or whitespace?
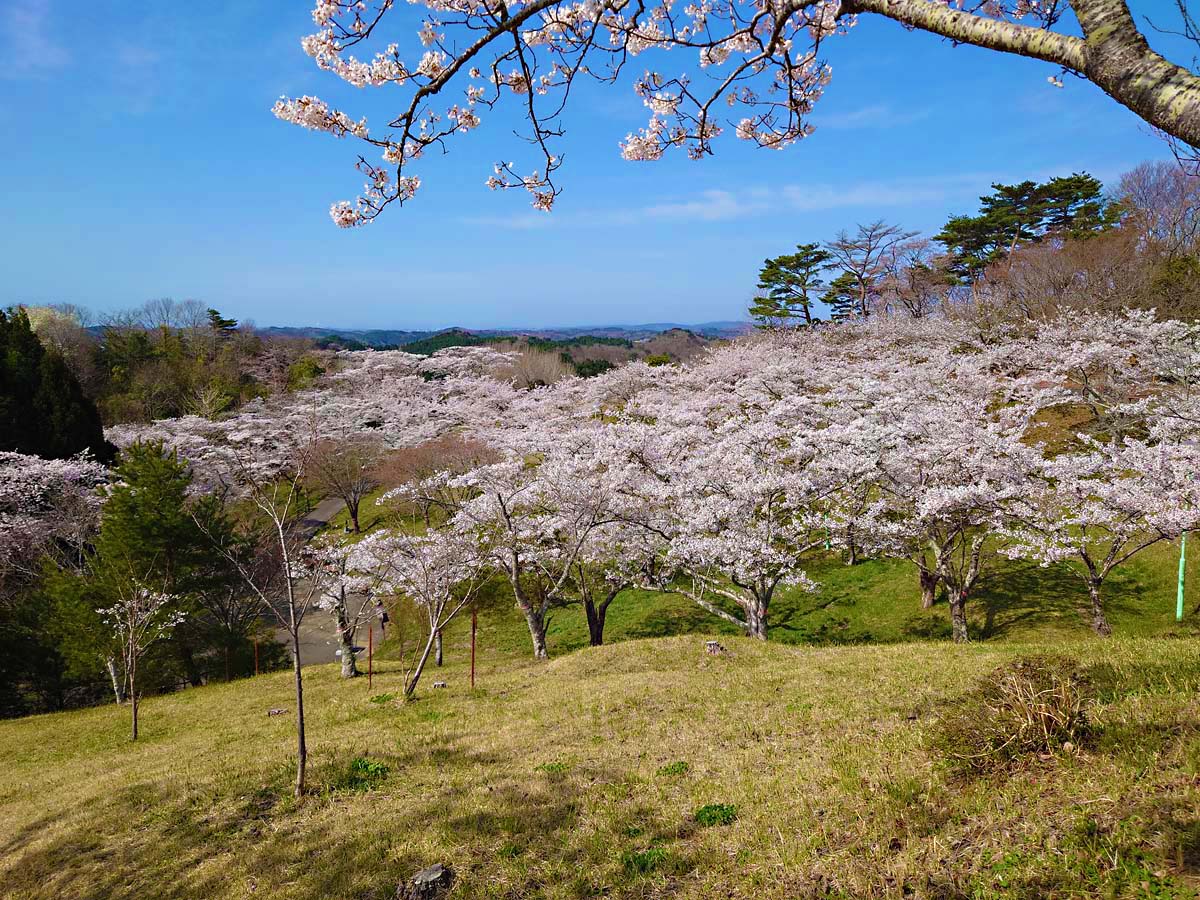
826,221,919,318
306,435,384,533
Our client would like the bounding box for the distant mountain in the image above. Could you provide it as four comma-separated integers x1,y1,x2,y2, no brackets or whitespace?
257,321,752,347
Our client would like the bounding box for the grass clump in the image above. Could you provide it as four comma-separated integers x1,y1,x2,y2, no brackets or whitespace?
931,655,1093,774
656,760,689,777
694,803,738,826
620,846,668,875
331,756,390,792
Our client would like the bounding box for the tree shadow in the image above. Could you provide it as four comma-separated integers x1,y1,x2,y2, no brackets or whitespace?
0,739,694,900
974,560,1110,640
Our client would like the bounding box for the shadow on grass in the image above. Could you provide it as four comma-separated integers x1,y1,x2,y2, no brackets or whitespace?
0,741,694,900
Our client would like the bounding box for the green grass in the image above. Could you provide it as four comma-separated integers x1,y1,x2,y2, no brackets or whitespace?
3,635,1200,898
446,540,1200,661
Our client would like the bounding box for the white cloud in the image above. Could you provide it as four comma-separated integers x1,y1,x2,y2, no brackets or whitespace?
3,0,69,78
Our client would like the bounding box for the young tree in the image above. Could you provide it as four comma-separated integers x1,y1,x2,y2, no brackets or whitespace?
99,582,184,740
305,435,383,533
274,0,1200,224
355,527,488,695
749,243,833,328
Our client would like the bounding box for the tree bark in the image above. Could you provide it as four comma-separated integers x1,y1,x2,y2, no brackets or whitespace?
745,598,769,641
919,569,940,609
949,591,969,644
435,629,443,666
129,655,139,741
106,657,126,705
291,628,307,797
1087,579,1113,637
584,599,606,646
334,597,359,678
405,628,439,697
524,607,549,659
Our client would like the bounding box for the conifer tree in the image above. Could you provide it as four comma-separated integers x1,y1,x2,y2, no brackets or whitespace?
936,173,1120,280
748,243,833,328
0,308,113,462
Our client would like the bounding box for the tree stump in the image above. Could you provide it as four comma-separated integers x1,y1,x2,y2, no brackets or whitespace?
397,863,454,900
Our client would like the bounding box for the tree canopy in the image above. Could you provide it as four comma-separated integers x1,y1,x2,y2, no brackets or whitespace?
0,308,113,462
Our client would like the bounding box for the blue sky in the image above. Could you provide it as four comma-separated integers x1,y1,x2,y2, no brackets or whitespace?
0,0,1191,329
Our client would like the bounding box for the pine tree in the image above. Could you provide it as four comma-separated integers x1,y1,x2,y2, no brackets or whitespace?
821,272,860,321
206,308,239,338
0,308,113,461
935,173,1120,280
748,243,833,328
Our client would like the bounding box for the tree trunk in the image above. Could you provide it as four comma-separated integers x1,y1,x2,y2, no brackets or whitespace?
334,598,359,678
291,629,307,798
845,526,859,566
349,500,360,534
745,598,769,641
920,569,939,609
405,628,439,697
949,591,969,644
584,599,606,647
521,603,549,660
435,629,443,666
129,653,139,741
106,657,126,705
1088,579,1113,637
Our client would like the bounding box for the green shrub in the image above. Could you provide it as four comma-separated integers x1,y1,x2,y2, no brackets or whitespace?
694,803,738,826
332,757,390,792
644,353,673,367
930,656,1093,774
620,847,668,874
656,760,689,777
285,355,325,391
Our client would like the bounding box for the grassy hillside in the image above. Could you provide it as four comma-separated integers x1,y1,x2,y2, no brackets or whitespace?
3,633,1200,899
331,489,1200,653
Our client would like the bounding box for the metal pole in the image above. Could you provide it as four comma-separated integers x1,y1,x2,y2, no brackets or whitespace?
470,608,477,690
1178,531,1187,622
368,622,374,690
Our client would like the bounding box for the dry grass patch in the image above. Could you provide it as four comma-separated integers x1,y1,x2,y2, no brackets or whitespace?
0,637,1199,898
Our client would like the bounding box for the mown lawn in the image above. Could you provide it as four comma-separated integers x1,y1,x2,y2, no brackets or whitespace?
2,632,1200,899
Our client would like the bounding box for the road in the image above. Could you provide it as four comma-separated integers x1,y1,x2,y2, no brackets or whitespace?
275,496,387,668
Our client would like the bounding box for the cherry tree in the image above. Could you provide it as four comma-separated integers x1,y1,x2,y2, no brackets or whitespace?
99,583,185,741
353,526,489,695
831,348,1049,642
1004,436,1200,635
276,0,1200,226
0,452,108,589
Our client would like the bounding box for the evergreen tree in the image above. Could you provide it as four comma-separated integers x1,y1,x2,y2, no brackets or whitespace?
935,173,1120,280
821,272,860,322
48,442,245,695
0,308,113,461
749,243,833,327
207,308,239,338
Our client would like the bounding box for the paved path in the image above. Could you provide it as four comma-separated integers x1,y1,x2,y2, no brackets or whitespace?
274,496,384,669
